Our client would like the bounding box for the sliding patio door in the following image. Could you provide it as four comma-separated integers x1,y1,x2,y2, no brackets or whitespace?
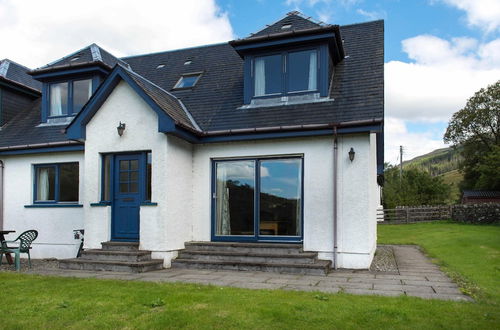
213,157,303,242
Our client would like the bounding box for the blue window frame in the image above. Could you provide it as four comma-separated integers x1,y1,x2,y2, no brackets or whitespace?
42,75,100,122
252,48,319,97
48,78,92,117
211,156,304,242
243,44,329,104
33,162,79,203
100,152,152,203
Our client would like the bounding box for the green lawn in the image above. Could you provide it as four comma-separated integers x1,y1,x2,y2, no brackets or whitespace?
0,222,498,329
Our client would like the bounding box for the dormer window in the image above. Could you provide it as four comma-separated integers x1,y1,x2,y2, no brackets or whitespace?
49,78,92,117
253,48,318,98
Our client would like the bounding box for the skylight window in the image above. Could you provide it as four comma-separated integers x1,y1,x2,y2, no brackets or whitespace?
70,57,80,62
281,24,292,30
184,60,192,65
173,73,201,89
156,64,165,69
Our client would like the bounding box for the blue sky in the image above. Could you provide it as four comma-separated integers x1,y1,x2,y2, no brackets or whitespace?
1,0,499,164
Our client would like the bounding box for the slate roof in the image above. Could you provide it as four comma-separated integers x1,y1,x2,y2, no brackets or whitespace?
120,65,199,131
0,15,384,149
250,12,325,38
123,19,384,132
32,44,129,74
0,59,42,92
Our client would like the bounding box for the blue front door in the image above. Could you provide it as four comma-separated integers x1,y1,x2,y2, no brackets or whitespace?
111,154,144,241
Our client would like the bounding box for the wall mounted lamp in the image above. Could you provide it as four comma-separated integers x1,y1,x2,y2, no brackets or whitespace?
117,122,126,137
348,147,355,162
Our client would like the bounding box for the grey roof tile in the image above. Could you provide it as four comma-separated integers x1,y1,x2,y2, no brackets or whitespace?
32,44,129,73
0,18,384,148
250,12,325,38
0,59,42,92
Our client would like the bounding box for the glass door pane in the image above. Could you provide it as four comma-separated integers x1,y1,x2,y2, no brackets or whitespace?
259,159,302,237
215,161,255,236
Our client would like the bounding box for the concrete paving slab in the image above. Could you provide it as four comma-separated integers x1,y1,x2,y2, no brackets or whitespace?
3,244,472,302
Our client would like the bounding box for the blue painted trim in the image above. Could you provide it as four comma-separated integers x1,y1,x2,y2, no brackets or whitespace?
32,66,109,80
43,76,96,122
66,65,187,141
211,156,304,243
33,162,80,204
90,202,111,207
0,145,84,156
140,202,158,206
319,44,328,97
25,204,83,208
233,32,335,53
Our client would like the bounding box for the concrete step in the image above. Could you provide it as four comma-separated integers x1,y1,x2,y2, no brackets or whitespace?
81,249,152,262
178,250,318,264
172,258,331,275
101,241,140,252
184,242,303,255
59,258,163,273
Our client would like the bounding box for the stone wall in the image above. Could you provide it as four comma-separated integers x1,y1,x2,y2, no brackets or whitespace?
451,203,500,224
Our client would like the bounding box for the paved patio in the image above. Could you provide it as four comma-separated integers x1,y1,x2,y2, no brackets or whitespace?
6,245,472,302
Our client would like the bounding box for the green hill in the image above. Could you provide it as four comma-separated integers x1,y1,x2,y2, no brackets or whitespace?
403,147,464,203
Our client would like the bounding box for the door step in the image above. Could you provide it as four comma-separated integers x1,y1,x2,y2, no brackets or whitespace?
172,242,330,275
59,241,163,273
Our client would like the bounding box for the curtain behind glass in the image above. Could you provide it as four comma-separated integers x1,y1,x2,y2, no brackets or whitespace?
36,167,55,201
216,165,231,235
50,84,63,116
308,51,317,91
254,58,265,96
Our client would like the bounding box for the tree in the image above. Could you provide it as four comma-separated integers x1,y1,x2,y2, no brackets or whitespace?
444,80,500,190
383,165,451,208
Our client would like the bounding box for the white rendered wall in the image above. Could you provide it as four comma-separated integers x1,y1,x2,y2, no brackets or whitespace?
1,152,84,259
335,133,378,268
192,134,378,268
84,81,193,266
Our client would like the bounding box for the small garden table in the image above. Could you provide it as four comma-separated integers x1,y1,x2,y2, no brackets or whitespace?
0,230,15,265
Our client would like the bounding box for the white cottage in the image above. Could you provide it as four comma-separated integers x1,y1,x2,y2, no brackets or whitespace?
0,13,384,273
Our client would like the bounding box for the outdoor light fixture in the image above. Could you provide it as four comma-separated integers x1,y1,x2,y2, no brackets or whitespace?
348,147,355,162
117,122,126,137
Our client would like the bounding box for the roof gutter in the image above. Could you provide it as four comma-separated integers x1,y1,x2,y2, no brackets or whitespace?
199,118,383,137
0,140,83,152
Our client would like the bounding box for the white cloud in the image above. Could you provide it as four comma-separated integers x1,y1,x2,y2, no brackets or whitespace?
356,9,387,20
0,0,234,68
385,118,447,164
438,0,500,33
386,35,500,122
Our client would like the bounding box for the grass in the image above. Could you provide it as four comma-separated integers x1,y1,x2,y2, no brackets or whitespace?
378,221,500,303
0,222,498,329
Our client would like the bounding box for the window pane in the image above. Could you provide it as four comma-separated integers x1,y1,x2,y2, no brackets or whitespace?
120,183,128,193
215,161,255,236
73,79,92,113
49,82,68,116
130,183,138,193
288,50,317,92
259,159,302,236
59,163,79,202
146,152,152,201
254,55,282,96
120,160,129,171
36,167,55,201
175,75,200,88
120,172,129,182
130,160,139,170
103,155,112,201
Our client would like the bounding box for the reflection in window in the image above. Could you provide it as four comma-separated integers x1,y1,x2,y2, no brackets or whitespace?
215,161,255,236
260,159,302,236
288,50,317,92
35,163,79,203
102,154,112,201
254,54,282,96
214,158,302,238
146,152,152,201
73,79,92,113
174,74,201,89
